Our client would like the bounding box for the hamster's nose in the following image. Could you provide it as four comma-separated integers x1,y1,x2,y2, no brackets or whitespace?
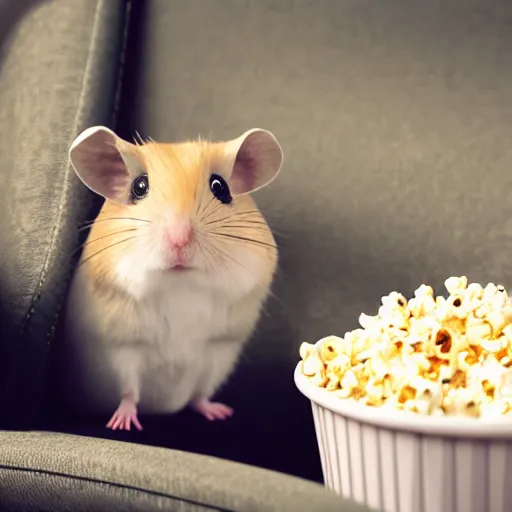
167,219,194,250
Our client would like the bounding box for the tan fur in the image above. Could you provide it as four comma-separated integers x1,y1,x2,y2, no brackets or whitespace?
82,140,276,287
63,128,282,418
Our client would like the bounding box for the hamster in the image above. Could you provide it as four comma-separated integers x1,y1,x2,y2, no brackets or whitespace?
62,125,283,431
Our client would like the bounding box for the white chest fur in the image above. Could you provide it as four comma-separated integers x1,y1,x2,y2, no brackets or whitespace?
131,276,239,412
65,252,268,414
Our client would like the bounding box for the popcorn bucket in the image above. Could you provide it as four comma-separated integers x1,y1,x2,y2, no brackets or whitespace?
295,363,512,512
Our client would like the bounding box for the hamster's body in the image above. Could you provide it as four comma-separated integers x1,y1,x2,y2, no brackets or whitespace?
65,197,274,415
62,129,282,430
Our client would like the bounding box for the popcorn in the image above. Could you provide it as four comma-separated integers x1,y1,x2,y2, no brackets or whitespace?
486,310,512,335
318,336,346,362
445,276,468,295
431,326,455,360
302,353,323,377
299,342,315,360
466,282,484,300
378,292,410,330
465,316,492,345
483,282,498,300
409,285,436,319
300,344,327,387
299,276,512,418
358,312,380,330
502,327,512,355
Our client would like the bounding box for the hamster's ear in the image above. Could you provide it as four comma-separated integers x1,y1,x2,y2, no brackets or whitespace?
69,126,143,204
224,129,283,195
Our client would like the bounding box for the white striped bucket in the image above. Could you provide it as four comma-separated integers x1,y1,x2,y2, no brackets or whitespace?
295,363,512,512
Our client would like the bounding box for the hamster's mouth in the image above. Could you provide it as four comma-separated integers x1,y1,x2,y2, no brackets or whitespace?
171,264,194,272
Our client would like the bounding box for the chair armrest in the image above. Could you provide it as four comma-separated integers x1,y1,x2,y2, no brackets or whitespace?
0,431,372,511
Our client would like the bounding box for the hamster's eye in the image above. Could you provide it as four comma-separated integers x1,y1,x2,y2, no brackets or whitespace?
131,174,149,201
209,174,232,204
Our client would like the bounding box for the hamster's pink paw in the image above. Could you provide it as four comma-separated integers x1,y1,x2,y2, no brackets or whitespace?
190,398,234,421
106,398,143,431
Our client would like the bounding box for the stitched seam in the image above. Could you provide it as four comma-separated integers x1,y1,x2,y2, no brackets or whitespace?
0,465,232,512
20,0,104,334
112,0,132,131
44,0,132,350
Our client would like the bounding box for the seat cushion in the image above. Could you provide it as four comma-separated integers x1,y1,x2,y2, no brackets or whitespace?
0,0,126,428
0,431,367,512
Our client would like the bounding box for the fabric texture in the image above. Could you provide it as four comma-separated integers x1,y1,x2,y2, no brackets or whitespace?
0,431,366,512
111,0,512,483
0,0,126,427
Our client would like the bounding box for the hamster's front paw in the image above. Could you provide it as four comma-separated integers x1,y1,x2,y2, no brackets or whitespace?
190,397,234,421
106,397,143,431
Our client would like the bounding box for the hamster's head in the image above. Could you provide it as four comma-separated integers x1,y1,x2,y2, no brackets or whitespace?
69,126,283,298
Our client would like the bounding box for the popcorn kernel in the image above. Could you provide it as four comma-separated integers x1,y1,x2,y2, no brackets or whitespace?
299,277,512,418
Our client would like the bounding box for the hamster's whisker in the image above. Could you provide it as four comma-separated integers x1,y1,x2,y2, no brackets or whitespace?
74,228,141,253
78,217,152,232
230,209,264,217
78,235,140,267
205,238,257,287
133,130,147,146
211,240,283,305
209,232,278,251
218,220,286,238
202,243,223,271
198,239,238,295
203,197,226,219
231,220,286,236
195,240,213,270
210,224,272,236
197,194,218,218
212,220,270,229
203,210,263,227
197,238,229,276
205,238,284,305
